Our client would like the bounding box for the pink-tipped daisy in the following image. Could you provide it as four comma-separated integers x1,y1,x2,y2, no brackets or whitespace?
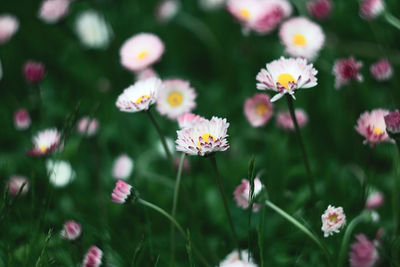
321,205,346,237
38,0,70,24
23,61,45,84
83,246,103,267
6,175,29,196
28,128,61,156
276,109,308,131
155,0,180,23
0,14,19,44
233,178,263,212
61,220,82,241
120,33,165,72
349,234,379,267
365,191,384,210
112,154,134,180
111,180,132,204
256,57,318,102
177,113,204,129
14,109,31,130
360,0,384,20
219,250,257,267
385,110,400,135
77,116,99,137
279,17,325,60
116,77,162,113
226,0,292,35
176,116,229,156
307,0,332,20
355,109,392,147
156,79,197,120
244,93,273,127
332,56,363,89
370,59,392,81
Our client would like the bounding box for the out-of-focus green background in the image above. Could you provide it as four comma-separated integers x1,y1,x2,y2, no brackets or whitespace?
1,0,400,266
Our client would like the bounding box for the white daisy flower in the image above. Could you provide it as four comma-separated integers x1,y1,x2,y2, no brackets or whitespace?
279,17,325,60
116,77,162,112
28,128,61,156
219,250,257,267
256,57,318,102
156,79,197,120
46,160,76,188
176,117,229,156
321,205,346,237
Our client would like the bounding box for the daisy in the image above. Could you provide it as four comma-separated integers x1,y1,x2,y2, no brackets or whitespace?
61,220,82,241
38,0,70,24
276,109,308,131
243,93,273,127
365,191,384,210
233,178,263,212
111,180,132,204
75,10,112,49
46,160,76,188
14,109,31,130
360,0,384,20
370,59,392,81
115,77,162,112
385,110,400,135
307,0,332,20
176,116,229,156
177,113,204,129
355,109,392,147
83,246,103,267
156,79,197,120
226,0,292,35
332,56,363,89
6,175,29,196
120,33,165,72
219,250,258,267
279,17,325,60
112,154,134,180
23,61,45,84
349,234,379,267
0,14,19,44
28,128,61,156
256,57,318,102
155,0,180,23
77,116,99,137
321,205,346,237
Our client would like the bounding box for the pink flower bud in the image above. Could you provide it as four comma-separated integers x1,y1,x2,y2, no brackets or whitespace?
173,156,191,173
233,178,263,212
83,246,103,267
244,93,273,127
0,14,19,44
370,59,392,81
111,180,132,204
177,113,203,129
332,57,363,89
385,110,400,135
365,191,384,209
14,109,31,130
7,175,29,196
349,234,379,267
77,117,99,137
276,109,308,131
360,0,384,20
112,154,134,180
23,61,45,84
61,220,82,240
39,0,70,24
307,0,332,20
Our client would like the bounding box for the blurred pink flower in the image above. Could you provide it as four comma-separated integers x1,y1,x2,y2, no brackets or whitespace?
176,116,229,156
256,57,318,102
321,205,346,237
333,57,363,89
77,117,99,137
177,113,204,129
219,250,257,267
120,33,165,72
135,68,158,81
233,178,263,212
226,0,292,35
28,128,62,156
112,154,134,180
0,14,19,44
307,0,332,20
38,0,70,24
6,175,29,196
83,246,103,267
156,79,197,120
365,191,384,210
23,61,45,84
244,93,273,127
355,109,391,147
155,0,180,23
360,0,384,20
173,156,191,172
111,180,132,204
349,234,379,267
276,109,308,131
385,110,400,135
61,220,82,241
370,59,392,81
14,109,31,130
279,17,325,60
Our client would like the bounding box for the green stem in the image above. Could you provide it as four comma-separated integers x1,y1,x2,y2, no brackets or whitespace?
384,12,400,31
209,154,241,256
138,199,210,267
392,141,400,263
285,95,317,201
337,214,364,267
170,153,186,266
145,110,173,164
265,200,332,267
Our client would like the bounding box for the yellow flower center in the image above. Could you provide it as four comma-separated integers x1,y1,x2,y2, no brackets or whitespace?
240,9,250,19
197,133,215,148
328,214,338,223
39,145,47,153
136,95,150,103
137,51,148,60
293,34,306,46
373,127,382,135
277,73,296,89
256,104,268,115
167,92,183,107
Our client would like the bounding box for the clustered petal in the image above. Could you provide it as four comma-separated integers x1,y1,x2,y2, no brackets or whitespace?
321,205,346,237
111,180,132,204
332,56,363,89
384,110,400,135
355,109,392,147
349,234,379,267
307,0,332,20
360,0,384,20
83,246,103,267
370,59,392,81
233,178,263,212
244,93,274,127
61,220,82,241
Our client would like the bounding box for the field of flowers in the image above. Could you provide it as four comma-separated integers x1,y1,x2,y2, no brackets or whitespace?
1,0,400,266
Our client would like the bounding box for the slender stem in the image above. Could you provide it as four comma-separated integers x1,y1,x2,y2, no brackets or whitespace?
138,199,210,267
265,200,332,267
384,12,400,31
337,214,364,267
209,154,241,256
285,95,317,200
392,141,400,264
170,153,186,266
145,110,173,164
257,205,266,267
